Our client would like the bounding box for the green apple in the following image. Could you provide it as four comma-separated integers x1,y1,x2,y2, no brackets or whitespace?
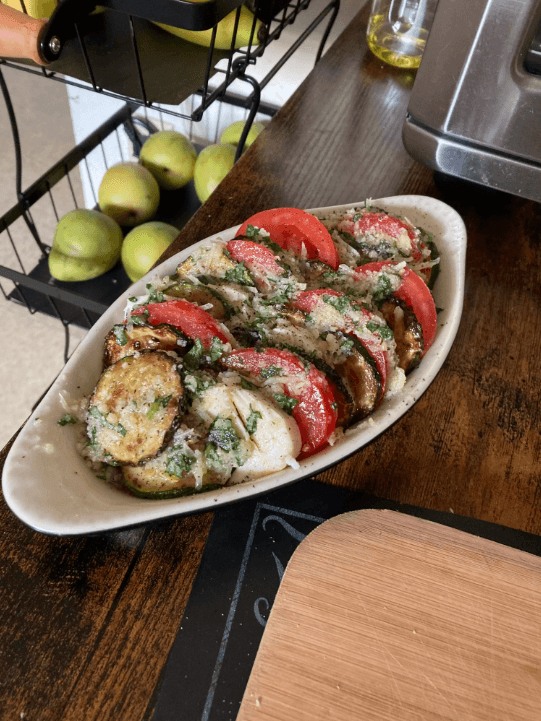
219,120,265,149
139,130,197,190
98,162,160,227
48,209,123,282
121,221,179,282
194,143,236,204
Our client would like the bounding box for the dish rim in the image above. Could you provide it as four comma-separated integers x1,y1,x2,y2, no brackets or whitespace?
2,195,467,536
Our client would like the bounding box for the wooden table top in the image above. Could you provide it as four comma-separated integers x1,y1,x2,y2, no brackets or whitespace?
2,6,541,719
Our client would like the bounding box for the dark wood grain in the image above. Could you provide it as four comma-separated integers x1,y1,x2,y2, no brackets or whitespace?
2,5,541,719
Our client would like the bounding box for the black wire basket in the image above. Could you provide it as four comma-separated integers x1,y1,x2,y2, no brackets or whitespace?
0,0,340,361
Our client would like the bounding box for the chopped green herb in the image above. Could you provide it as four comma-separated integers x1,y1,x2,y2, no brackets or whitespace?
259,365,282,379
323,294,353,315
166,447,195,478
224,261,255,286
146,395,173,420
130,313,148,327
88,406,127,437
245,405,262,435
209,337,225,363
372,273,394,302
113,325,128,346
273,393,298,415
146,284,165,304
57,414,77,426
85,426,98,451
208,416,240,452
339,230,355,242
366,321,393,340
183,338,205,371
321,269,343,283
244,224,258,239
240,377,258,391
340,338,354,353
184,372,215,398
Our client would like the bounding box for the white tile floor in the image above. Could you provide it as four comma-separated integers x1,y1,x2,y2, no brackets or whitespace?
0,1,360,449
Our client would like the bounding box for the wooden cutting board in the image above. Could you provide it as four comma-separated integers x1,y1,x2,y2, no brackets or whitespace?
236,509,541,720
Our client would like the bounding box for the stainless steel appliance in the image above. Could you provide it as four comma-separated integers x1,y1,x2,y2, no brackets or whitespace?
402,0,541,202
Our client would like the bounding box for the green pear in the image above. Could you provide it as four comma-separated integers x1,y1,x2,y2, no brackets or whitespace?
139,130,197,190
98,162,160,227
194,143,236,204
48,247,119,282
219,120,265,149
121,221,179,282
48,209,123,282
154,5,263,50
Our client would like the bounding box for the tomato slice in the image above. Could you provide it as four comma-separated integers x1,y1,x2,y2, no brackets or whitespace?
222,347,337,459
355,261,437,353
349,211,423,262
236,207,340,270
226,239,286,290
131,300,230,349
292,289,389,394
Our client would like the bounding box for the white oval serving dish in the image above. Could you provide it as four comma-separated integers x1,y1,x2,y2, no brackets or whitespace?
2,196,467,536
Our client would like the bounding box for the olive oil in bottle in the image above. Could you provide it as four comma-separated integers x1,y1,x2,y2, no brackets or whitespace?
367,13,429,69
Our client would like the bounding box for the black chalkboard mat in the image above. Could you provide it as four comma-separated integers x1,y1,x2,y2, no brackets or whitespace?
148,479,541,720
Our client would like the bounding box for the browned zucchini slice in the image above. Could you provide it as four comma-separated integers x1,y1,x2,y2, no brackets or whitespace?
379,298,423,373
334,336,382,422
104,323,188,367
122,456,223,499
122,436,224,498
86,351,184,466
163,281,233,320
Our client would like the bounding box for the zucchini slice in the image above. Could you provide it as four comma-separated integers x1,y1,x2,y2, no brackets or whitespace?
379,298,423,373
86,351,184,466
104,323,188,366
334,336,382,422
122,462,222,499
163,281,233,320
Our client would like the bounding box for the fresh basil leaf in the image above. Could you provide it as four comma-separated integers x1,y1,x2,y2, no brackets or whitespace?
113,325,128,346
244,224,258,239
166,447,195,478
259,365,282,379
183,338,205,371
224,261,255,286
146,395,173,420
273,393,298,415
240,377,258,391
366,321,393,340
245,405,262,435
209,337,225,364
208,416,240,452
57,414,77,426
88,406,127,437
372,273,393,302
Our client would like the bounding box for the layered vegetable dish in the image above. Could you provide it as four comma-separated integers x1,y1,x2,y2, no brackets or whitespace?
63,203,440,499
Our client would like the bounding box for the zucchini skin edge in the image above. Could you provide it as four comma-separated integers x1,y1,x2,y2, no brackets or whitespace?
122,479,223,500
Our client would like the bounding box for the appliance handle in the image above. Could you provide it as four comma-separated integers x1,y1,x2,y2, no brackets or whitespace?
0,5,49,66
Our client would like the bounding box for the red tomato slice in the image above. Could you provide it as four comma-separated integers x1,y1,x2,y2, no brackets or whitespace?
350,211,423,262
222,347,337,459
292,287,341,313
226,239,286,289
292,289,388,394
236,207,340,270
355,261,437,353
131,300,230,349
